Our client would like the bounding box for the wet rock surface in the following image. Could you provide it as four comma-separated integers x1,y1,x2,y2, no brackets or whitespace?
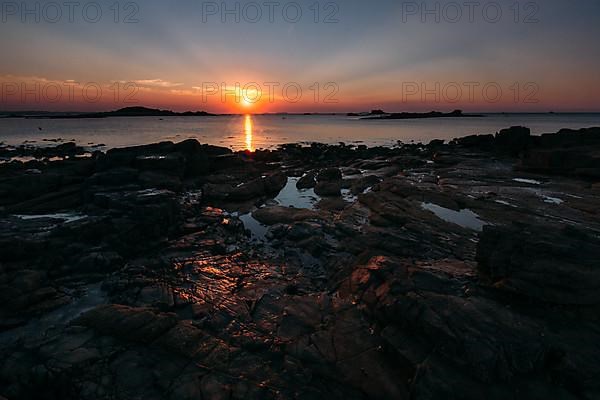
1,127,600,399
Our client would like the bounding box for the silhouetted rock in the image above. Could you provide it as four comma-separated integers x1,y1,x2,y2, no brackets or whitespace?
451,134,495,149
495,126,531,156
314,168,343,196
296,171,317,189
519,127,600,179
362,109,478,120
315,181,342,197
317,168,342,182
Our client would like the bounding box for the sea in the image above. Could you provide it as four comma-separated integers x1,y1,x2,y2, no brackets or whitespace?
1,113,599,152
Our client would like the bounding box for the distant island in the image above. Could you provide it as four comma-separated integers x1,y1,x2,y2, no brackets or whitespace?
2,107,217,119
357,109,483,120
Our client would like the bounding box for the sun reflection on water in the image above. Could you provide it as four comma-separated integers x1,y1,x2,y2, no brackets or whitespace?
244,114,254,152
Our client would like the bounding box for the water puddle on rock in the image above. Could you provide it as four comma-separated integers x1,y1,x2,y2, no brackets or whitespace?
15,213,87,224
341,189,358,203
495,200,517,208
238,212,269,242
520,187,565,206
341,186,372,204
238,177,322,241
0,155,37,164
421,202,488,232
542,195,564,205
274,177,320,210
513,178,542,185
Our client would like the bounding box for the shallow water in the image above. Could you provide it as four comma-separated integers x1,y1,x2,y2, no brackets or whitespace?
238,213,269,242
15,213,87,224
542,195,564,205
274,177,320,210
513,178,543,185
2,113,600,151
239,177,322,240
422,202,488,232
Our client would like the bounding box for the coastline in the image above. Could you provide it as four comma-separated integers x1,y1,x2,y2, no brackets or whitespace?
1,126,600,398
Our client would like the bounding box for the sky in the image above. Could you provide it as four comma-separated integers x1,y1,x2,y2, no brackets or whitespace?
1,0,599,113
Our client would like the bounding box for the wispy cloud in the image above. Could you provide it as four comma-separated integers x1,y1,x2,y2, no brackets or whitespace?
133,79,183,88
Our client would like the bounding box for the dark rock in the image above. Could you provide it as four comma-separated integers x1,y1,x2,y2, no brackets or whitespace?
253,206,322,225
495,126,531,156
76,252,123,273
175,140,211,176
138,171,183,191
451,134,495,149
75,304,179,343
209,154,245,171
349,175,380,194
538,127,600,148
314,181,342,197
521,147,600,179
428,139,445,148
134,154,186,176
297,171,317,189
317,168,342,182
316,197,347,211
230,172,287,201
204,173,287,201
287,221,322,240
477,223,600,305
87,167,139,187
98,141,176,170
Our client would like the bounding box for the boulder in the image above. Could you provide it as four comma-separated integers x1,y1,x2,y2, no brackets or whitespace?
495,126,531,156
315,181,342,197
229,172,287,201
203,173,287,201
317,168,342,182
314,168,343,197
296,171,317,189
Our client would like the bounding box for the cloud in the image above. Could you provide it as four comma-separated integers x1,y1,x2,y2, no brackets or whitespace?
133,79,183,88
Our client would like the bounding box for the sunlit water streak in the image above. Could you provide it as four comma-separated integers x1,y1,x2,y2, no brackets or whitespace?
244,114,254,152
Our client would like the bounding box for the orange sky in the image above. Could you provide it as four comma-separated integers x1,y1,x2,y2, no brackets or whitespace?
1,0,599,113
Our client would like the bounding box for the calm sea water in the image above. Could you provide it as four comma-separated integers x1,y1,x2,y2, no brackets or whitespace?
1,113,599,151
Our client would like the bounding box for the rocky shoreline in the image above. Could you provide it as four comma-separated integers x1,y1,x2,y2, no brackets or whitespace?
1,126,599,399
